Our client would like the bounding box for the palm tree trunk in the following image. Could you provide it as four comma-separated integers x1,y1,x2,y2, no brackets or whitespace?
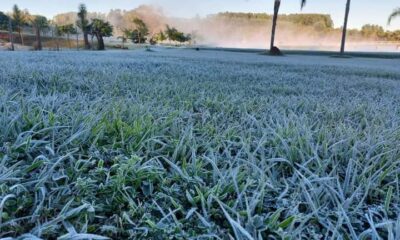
19,30,24,46
35,27,42,50
270,0,281,51
340,0,351,54
76,27,79,50
83,32,90,49
91,34,94,50
96,33,105,50
8,18,14,51
51,27,55,50
67,33,71,48
55,29,60,51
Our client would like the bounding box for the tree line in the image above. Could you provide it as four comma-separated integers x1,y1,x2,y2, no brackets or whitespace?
1,2,400,53
120,18,191,47
0,4,191,51
213,12,400,41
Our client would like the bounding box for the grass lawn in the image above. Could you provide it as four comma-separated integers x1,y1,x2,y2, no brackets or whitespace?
1,49,400,239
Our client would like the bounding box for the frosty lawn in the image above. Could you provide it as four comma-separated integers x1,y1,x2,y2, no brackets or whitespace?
1,49,400,239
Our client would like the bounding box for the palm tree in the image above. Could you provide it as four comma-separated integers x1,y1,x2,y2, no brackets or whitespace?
89,19,113,50
76,4,91,49
269,0,306,54
388,7,400,25
30,15,48,50
340,0,351,54
8,17,14,51
12,5,26,46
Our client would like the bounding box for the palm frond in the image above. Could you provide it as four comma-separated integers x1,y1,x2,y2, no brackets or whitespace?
388,8,400,25
301,0,307,9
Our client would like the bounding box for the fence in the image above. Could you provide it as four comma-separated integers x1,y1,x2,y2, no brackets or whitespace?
0,27,87,51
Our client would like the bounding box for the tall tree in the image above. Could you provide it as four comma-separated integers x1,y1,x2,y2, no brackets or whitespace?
59,24,77,48
89,19,113,50
8,17,14,51
269,0,281,53
0,11,9,30
30,15,49,50
12,5,26,46
77,4,91,49
340,0,351,54
388,8,400,25
124,18,149,44
132,18,149,44
269,0,306,55
165,25,191,43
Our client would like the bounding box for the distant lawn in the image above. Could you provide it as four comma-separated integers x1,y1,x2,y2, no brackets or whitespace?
196,46,400,59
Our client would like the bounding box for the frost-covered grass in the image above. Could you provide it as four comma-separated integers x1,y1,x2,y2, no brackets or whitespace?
1,49,400,239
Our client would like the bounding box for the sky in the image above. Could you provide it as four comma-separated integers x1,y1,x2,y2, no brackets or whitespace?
0,0,399,30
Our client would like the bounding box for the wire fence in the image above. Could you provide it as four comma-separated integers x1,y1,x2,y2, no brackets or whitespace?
0,25,97,51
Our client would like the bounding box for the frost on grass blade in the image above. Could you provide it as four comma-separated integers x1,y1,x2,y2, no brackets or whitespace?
0,50,400,239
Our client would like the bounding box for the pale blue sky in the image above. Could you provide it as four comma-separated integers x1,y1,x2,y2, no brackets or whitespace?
0,0,399,30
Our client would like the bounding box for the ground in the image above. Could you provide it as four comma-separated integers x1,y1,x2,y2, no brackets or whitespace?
1,48,400,239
